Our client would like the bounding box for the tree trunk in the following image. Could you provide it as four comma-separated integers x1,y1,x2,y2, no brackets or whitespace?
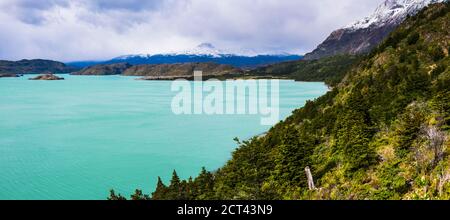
305,166,316,191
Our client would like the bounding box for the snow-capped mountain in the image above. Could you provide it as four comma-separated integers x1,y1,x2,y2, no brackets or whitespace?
304,0,445,60
172,43,228,57
115,43,229,60
345,0,445,30
115,43,286,59
71,43,301,69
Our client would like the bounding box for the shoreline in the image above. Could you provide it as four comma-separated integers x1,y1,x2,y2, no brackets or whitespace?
69,73,326,83
2,73,329,86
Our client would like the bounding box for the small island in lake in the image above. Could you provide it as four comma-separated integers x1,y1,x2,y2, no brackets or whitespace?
29,73,64,80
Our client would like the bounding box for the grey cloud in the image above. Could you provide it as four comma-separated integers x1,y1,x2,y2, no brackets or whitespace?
5,0,169,25
15,0,69,10
8,0,70,25
89,0,168,12
0,0,385,61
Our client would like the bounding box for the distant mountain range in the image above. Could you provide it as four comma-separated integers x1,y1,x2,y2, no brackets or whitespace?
68,43,302,69
304,0,445,60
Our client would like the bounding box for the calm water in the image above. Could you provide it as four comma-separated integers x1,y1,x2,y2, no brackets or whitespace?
0,75,327,200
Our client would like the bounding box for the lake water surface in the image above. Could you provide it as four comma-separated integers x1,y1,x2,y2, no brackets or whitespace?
0,75,328,200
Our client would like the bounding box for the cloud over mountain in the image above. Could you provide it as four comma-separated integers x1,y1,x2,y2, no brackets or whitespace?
0,0,383,61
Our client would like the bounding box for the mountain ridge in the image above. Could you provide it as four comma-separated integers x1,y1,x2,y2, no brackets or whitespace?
304,0,446,60
69,43,302,69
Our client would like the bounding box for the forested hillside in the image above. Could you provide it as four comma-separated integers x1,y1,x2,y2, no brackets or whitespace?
110,2,450,200
249,55,361,86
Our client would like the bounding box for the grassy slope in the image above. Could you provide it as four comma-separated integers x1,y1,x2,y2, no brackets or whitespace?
110,2,450,200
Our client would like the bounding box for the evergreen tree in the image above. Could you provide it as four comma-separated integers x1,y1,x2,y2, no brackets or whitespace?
130,189,149,200
273,125,314,188
394,104,427,157
107,190,126,200
193,167,215,199
152,177,168,200
336,109,376,172
165,170,182,199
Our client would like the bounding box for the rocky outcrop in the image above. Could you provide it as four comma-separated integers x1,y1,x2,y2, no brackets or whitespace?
29,74,64,80
304,0,444,60
72,63,132,75
304,24,397,60
0,59,78,74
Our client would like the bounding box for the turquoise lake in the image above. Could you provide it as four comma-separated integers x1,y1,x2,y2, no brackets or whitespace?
0,75,328,200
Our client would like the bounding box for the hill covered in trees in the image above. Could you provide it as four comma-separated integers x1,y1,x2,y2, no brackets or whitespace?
248,55,361,87
110,2,450,200
0,59,77,74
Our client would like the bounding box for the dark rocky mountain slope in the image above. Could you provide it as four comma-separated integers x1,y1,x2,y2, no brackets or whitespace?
304,0,445,60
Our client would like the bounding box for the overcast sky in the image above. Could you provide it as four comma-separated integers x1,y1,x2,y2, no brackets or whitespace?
0,0,384,62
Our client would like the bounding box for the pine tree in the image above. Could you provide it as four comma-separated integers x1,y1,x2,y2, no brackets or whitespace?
151,176,168,200
130,189,149,200
394,103,427,157
170,170,181,189
193,167,215,199
166,170,182,199
107,189,127,200
273,125,314,188
336,109,376,172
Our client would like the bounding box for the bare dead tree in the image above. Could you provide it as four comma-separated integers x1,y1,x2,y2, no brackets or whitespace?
305,166,316,191
423,125,447,167
438,169,450,197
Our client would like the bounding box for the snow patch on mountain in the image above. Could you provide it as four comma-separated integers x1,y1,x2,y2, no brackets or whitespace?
114,43,296,60
172,43,227,57
344,0,445,30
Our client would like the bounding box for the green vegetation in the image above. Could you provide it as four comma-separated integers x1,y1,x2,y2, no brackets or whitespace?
109,2,450,200
249,55,361,87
